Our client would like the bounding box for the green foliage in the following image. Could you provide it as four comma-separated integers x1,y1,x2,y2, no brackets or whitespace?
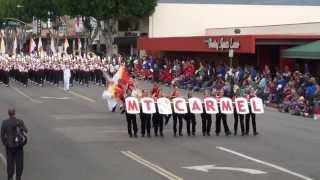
0,0,157,22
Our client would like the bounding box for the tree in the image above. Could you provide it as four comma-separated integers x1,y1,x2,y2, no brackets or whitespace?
64,0,157,56
0,0,157,56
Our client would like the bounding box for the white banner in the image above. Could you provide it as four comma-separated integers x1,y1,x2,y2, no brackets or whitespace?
125,97,140,114
172,97,188,114
188,97,203,114
250,97,264,114
157,97,172,115
141,97,156,114
234,97,249,114
219,97,234,114
204,97,219,114
124,97,264,115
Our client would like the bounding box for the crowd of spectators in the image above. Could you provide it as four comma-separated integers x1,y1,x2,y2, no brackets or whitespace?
128,56,320,119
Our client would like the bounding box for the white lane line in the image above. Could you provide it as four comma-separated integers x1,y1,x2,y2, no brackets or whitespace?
0,153,7,168
121,151,183,180
59,88,96,103
217,146,314,180
11,86,42,103
40,96,71,100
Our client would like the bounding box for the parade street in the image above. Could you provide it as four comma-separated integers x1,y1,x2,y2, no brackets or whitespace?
0,81,319,180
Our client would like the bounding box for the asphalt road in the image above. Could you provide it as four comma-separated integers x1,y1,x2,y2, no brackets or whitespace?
0,80,319,180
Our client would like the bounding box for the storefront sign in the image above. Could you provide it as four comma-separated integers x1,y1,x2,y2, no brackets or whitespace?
205,38,240,50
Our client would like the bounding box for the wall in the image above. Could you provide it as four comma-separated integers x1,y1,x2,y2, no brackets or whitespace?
149,3,320,37
206,22,320,36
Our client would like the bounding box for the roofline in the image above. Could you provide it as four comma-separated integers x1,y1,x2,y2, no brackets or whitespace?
206,21,320,30
141,34,320,40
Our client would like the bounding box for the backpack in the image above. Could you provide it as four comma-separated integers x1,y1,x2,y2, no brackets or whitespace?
13,120,27,147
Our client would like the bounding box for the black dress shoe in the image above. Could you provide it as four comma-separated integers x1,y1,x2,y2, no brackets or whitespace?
207,132,211,136
192,132,196,136
254,132,259,136
203,133,206,136
112,106,116,112
147,133,151,138
160,133,164,137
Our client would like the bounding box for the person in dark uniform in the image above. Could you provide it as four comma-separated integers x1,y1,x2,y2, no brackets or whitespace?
1,108,28,180
233,87,245,136
170,87,184,136
245,88,259,136
215,89,231,136
140,90,152,137
125,89,138,138
152,88,164,137
186,91,197,136
201,90,212,136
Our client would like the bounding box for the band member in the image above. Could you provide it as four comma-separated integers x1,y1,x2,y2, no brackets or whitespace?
216,89,231,136
63,63,71,91
186,91,196,136
233,87,245,136
152,88,164,137
151,82,160,97
201,90,212,136
125,89,138,138
245,88,259,136
140,90,151,137
170,87,184,136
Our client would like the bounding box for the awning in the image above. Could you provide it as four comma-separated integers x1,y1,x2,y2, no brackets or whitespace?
281,40,320,59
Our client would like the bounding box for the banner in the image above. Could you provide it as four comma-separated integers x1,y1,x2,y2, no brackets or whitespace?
125,97,264,115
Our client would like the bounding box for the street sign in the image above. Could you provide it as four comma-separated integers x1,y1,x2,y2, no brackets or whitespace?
183,164,267,175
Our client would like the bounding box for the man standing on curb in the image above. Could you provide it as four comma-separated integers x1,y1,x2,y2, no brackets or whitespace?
1,108,28,180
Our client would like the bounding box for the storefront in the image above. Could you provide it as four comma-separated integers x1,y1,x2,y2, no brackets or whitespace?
138,35,320,72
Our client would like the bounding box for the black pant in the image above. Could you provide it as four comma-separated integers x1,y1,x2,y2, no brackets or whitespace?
126,114,138,136
6,147,24,180
186,113,196,135
201,113,212,135
152,113,163,136
245,112,257,134
2,71,9,85
215,113,230,135
140,113,151,136
173,113,184,135
234,112,245,135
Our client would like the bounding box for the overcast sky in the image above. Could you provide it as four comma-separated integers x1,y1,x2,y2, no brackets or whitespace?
158,0,320,6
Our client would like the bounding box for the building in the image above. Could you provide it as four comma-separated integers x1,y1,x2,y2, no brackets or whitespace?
138,0,320,73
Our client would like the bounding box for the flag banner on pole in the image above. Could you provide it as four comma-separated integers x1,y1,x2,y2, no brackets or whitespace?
112,65,129,84
13,37,17,57
29,38,36,54
64,38,69,53
38,37,43,58
0,37,5,54
50,38,56,56
125,97,264,115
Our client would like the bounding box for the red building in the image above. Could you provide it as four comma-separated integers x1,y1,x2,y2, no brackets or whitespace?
138,34,320,73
